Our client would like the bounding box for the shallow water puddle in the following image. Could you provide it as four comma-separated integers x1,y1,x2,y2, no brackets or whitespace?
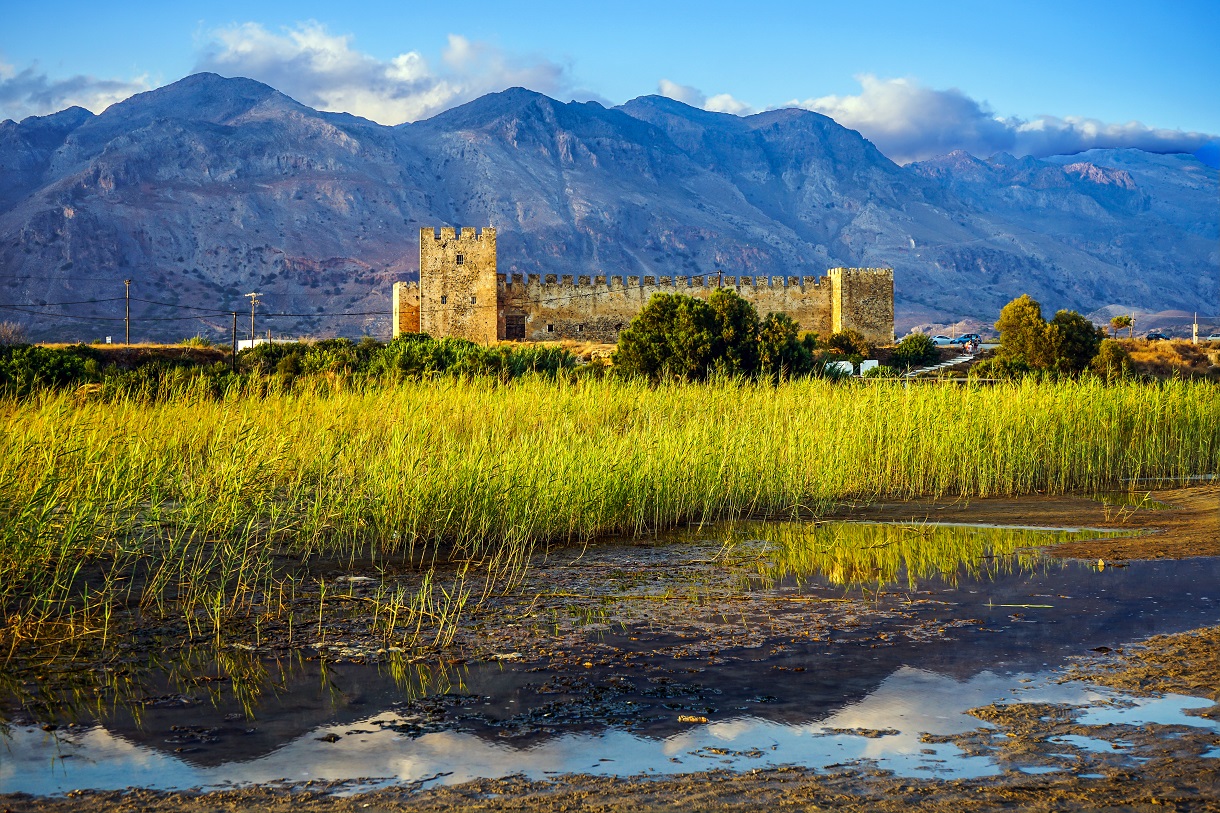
3,524,1220,795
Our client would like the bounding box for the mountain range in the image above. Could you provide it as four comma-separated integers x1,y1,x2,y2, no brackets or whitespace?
1,72,1216,341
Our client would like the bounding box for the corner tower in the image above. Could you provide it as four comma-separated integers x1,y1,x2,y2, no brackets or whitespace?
419,226,497,343
829,267,894,346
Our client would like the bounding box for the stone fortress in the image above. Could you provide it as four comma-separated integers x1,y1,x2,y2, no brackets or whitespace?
393,227,895,346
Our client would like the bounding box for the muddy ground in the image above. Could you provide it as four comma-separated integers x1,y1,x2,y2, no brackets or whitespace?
3,485,1218,812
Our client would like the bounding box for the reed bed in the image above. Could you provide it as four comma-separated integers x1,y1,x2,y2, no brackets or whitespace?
1,376,1217,652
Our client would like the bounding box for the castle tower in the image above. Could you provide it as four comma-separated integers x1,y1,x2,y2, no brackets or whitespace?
829,267,895,346
418,226,497,343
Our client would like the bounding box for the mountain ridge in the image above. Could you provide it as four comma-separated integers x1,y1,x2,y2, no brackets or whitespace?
1,73,1216,341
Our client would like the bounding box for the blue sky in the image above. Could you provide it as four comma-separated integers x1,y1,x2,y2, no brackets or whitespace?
3,0,1217,163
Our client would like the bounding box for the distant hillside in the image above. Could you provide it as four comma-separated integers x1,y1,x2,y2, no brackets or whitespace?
1,73,1216,341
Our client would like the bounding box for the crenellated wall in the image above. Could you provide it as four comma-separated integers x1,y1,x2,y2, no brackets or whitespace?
394,227,894,346
495,273,836,343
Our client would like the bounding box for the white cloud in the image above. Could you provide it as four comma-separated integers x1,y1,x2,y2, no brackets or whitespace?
0,60,150,121
194,23,572,124
658,79,754,115
790,75,1215,164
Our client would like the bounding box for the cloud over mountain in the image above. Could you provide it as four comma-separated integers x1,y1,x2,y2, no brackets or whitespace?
793,75,1215,164
0,60,150,121
193,22,573,124
657,79,753,115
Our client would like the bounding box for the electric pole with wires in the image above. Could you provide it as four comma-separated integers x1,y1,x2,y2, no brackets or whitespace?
246,292,260,344
124,279,132,344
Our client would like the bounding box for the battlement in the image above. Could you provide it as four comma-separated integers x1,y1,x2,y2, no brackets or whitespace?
422,226,495,242
493,273,828,291
405,225,892,347
826,267,893,277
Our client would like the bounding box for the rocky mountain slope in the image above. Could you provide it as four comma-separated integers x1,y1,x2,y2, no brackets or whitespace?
1,73,1216,341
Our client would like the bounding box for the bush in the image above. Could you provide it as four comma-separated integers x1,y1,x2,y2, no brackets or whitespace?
891,333,939,369
1090,339,1133,382
0,344,99,396
826,329,872,358
968,356,1034,380
862,364,899,378
0,321,26,346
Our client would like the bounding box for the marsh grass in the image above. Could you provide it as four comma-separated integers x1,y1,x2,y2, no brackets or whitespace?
1,376,1217,654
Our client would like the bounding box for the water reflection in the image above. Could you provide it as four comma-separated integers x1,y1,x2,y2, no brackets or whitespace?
736,520,1120,589
3,525,1219,796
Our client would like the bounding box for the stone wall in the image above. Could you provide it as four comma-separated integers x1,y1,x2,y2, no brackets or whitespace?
418,226,497,343
497,273,836,343
392,281,420,335
829,267,895,346
395,227,894,346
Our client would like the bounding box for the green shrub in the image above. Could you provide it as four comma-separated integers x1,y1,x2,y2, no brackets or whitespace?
1090,339,1133,382
891,333,939,369
0,344,99,396
826,329,872,357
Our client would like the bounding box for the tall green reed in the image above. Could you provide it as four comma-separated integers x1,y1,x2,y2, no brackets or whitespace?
1,376,1216,651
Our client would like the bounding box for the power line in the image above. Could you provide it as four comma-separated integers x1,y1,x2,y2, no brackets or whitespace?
4,297,126,307
0,304,223,323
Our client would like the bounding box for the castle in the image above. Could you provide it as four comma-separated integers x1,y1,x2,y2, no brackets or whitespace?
393,227,895,346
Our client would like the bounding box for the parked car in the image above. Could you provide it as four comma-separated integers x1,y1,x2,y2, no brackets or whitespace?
1144,331,1171,341
931,335,953,346
949,333,981,345
1207,333,1220,343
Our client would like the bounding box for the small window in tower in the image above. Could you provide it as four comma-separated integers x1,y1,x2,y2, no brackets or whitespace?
440,295,448,305
470,295,477,304
547,324,554,333
455,254,465,265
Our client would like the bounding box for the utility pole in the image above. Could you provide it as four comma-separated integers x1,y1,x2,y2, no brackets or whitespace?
245,292,260,345
231,311,238,370
717,269,723,288
124,279,132,344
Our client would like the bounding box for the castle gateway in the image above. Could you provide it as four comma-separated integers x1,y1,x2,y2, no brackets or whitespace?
393,227,895,346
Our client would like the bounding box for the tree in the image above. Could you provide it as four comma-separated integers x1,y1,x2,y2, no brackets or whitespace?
993,295,1106,377
1109,314,1134,340
758,312,803,380
707,288,760,376
614,293,719,381
1049,310,1105,374
995,294,1054,368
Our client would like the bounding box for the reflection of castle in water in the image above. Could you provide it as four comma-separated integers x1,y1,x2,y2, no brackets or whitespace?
7,554,1219,785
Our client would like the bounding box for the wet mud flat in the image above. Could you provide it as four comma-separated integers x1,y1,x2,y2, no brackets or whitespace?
3,486,1219,811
